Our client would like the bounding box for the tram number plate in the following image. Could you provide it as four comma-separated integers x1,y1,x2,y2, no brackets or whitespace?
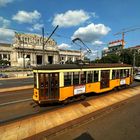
74,85,85,95
120,79,126,85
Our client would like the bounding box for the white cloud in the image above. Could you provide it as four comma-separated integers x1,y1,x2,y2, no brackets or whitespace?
103,47,108,50
92,40,104,45
0,28,15,43
58,43,71,49
0,0,14,7
52,10,90,27
72,23,111,44
28,23,44,31
12,10,41,23
0,17,10,28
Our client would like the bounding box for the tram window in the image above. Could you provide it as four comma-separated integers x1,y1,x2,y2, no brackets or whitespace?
81,71,86,84
87,71,93,83
34,73,37,88
120,69,127,78
64,72,72,86
126,69,129,77
124,69,127,77
73,72,79,85
116,70,120,79
39,74,44,88
112,70,116,79
94,71,99,82
44,74,49,87
120,69,123,78
51,73,59,87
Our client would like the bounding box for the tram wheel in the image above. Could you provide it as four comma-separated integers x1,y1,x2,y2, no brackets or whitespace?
63,98,70,105
80,95,86,100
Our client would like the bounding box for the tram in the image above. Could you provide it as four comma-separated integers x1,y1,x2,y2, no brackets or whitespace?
33,63,133,104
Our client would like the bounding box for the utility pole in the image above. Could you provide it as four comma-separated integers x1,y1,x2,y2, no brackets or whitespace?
42,25,59,65
42,27,45,65
133,49,136,67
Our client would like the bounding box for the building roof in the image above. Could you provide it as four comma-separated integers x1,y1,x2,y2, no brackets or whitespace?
0,43,11,47
129,45,140,49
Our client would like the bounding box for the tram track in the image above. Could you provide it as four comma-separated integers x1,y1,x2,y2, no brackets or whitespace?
0,83,140,125
0,98,32,107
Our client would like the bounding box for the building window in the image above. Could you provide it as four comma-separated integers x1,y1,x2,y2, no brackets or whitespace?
3,54,7,59
8,54,10,60
0,54,2,60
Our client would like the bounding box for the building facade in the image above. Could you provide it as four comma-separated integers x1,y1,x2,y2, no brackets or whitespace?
102,40,124,57
0,33,82,67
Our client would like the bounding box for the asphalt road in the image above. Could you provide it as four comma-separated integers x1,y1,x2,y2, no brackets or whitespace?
0,88,33,105
47,93,140,140
0,77,33,88
0,81,140,124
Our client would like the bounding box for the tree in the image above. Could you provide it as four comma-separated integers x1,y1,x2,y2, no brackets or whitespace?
120,49,133,65
99,53,120,63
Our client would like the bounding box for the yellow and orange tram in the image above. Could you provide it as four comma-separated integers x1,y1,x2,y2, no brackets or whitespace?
33,63,133,104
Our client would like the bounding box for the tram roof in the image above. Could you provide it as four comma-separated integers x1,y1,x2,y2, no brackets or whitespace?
33,63,132,70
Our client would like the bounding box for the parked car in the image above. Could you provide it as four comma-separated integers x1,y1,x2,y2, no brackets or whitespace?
134,72,140,81
0,73,8,78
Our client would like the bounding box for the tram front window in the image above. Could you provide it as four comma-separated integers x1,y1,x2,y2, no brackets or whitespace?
34,73,37,88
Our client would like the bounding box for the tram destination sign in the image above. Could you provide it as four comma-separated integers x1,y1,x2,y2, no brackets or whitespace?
74,85,86,95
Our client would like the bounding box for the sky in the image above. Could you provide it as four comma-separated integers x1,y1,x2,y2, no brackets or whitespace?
0,0,140,60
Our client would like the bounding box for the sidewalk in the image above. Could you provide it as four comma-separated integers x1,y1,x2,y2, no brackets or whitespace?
0,86,140,140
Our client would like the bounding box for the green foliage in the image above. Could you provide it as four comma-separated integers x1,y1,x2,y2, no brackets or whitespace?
92,49,140,66
120,49,133,65
98,53,120,63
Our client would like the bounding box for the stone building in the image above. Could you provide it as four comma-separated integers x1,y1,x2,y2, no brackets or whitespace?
0,33,82,67
0,43,12,62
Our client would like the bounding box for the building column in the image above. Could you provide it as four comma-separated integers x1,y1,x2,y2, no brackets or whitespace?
72,56,75,62
65,55,68,61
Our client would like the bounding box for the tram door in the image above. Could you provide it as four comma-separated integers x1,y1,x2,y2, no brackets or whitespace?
100,70,110,89
48,73,59,99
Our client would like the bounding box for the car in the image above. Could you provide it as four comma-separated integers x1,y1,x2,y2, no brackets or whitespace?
0,73,8,78
134,72,140,81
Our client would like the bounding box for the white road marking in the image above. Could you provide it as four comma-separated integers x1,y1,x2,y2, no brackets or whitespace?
0,98,32,107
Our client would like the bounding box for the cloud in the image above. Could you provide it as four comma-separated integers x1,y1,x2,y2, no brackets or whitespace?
12,10,41,23
103,47,108,50
0,28,15,43
72,23,111,44
0,0,15,7
0,16,10,28
28,23,44,31
58,43,71,49
52,10,90,27
92,40,104,45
